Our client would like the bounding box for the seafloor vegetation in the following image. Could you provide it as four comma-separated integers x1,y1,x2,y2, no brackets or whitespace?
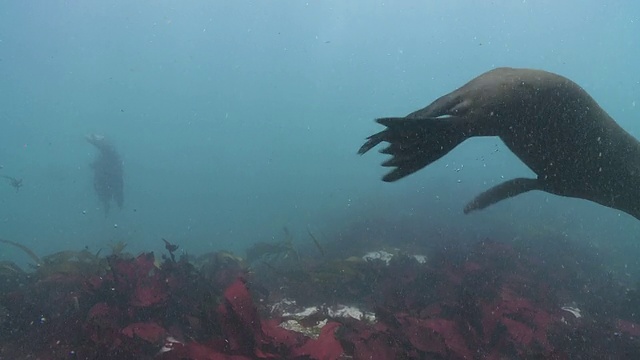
1,227,640,359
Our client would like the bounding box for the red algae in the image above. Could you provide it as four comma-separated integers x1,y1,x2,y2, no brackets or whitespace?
0,239,639,359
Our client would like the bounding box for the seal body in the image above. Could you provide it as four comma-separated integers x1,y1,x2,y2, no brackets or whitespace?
87,134,124,215
359,67,640,219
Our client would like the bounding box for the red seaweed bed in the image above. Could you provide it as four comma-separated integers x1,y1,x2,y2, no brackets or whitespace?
1,236,640,359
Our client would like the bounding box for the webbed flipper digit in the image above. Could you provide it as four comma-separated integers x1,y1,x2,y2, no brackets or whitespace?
358,117,472,182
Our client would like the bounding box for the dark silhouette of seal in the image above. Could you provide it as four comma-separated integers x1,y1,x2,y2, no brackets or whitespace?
86,134,124,215
359,67,640,220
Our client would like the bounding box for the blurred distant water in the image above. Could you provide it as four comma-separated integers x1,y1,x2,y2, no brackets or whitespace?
0,1,639,274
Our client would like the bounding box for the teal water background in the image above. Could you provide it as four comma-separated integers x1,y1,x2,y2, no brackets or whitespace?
1,1,639,274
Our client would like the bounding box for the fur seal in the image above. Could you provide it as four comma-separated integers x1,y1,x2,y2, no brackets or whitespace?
86,134,124,215
359,67,640,220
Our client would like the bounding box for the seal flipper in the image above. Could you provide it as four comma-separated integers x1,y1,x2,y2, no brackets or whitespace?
464,177,543,214
358,117,472,182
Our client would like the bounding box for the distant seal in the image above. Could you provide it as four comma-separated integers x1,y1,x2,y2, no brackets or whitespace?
86,134,124,215
359,67,640,220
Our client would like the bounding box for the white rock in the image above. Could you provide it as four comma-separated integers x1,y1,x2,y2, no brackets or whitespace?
362,250,394,264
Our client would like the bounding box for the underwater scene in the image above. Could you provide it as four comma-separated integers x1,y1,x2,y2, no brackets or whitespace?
1,1,640,359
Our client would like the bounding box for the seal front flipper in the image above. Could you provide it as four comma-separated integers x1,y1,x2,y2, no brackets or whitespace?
464,177,543,214
358,117,473,182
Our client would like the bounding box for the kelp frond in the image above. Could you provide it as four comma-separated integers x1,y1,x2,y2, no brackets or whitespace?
307,227,325,257
246,241,299,265
0,237,41,266
36,249,107,277
108,240,128,255
246,227,301,265
0,261,25,275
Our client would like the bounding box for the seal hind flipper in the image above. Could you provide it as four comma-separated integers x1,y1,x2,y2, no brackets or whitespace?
464,178,543,214
358,117,473,182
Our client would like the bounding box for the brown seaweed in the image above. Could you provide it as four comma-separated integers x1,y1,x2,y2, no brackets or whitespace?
246,227,300,265
36,249,107,278
307,227,325,257
0,237,41,266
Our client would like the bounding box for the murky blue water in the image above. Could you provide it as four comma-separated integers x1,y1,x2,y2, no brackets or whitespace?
1,1,639,275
